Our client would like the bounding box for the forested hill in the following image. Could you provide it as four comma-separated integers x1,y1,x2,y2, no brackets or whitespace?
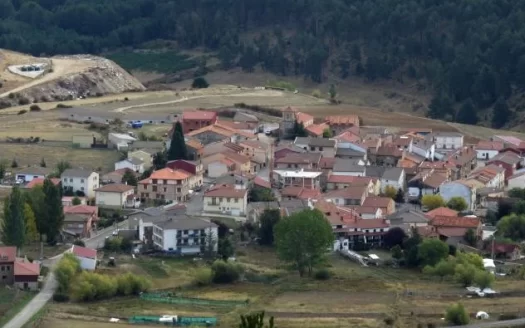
1,0,525,127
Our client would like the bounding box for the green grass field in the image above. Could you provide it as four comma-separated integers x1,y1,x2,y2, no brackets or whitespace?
106,51,198,74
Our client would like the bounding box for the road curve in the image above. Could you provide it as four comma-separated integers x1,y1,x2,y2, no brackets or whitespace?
445,318,525,328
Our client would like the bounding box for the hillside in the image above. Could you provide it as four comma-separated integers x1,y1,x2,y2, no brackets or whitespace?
0,49,145,106
1,0,525,127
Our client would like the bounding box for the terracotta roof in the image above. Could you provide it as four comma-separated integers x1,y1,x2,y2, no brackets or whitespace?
145,168,191,181
355,218,389,229
334,130,361,143
182,111,217,120
218,158,236,167
221,150,250,164
347,206,380,215
204,184,247,198
419,161,455,169
306,123,329,136
0,246,16,262
253,177,271,189
404,153,426,164
392,137,413,147
423,172,447,188
240,140,269,150
186,139,204,150
217,120,256,130
438,227,470,237
275,152,321,165
370,145,404,157
95,183,134,193
314,199,361,225
14,261,39,276
431,215,480,228
188,123,255,139
319,157,336,169
281,186,321,199
25,177,61,189
476,140,505,151
426,207,458,218
71,245,97,259
398,159,418,168
327,175,371,185
224,142,245,152
295,112,314,125
324,115,360,126
486,242,520,254
446,147,477,167
63,205,98,215
363,196,393,209
417,226,440,238
324,185,367,200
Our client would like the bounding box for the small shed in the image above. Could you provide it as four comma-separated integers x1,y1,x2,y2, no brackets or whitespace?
483,258,496,274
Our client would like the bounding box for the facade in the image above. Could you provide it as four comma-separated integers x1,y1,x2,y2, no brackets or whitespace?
280,107,314,138
203,151,251,175
14,261,39,290
138,168,192,203
323,185,368,206
63,205,98,238
16,167,51,183
380,167,405,192
272,169,322,189
25,177,60,189
439,181,476,211
369,145,405,167
182,111,218,134
362,196,396,215
152,216,218,254
274,152,321,170
475,141,504,161
61,169,99,198
95,184,135,208
208,160,232,178
432,132,464,150
166,160,204,189
70,245,97,270
324,115,360,135
487,151,522,181
203,184,248,217
407,171,447,200
114,158,144,174
508,171,525,189
0,246,16,285
332,158,366,177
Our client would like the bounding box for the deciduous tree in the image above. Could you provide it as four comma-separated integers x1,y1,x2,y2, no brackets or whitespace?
421,194,446,210
23,203,38,243
447,197,468,211
1,186,26,250
418,239,449,267
274,209,334,276
383,185,397,200
121,170,138,186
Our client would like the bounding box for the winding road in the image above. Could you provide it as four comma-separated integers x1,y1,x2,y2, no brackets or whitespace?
2,220,129,328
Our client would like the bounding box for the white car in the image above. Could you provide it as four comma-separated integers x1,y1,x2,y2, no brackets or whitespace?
112,230,119,236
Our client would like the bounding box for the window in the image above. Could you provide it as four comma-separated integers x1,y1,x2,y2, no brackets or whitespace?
219,197,223,202
319,147,324,151
69,178,73,182
176,188,181,193
163,180,168,184
227,198,231,202
0,266,3,272
235,198,239,203
152,186,157,192
80,179,84,183
80,187,84,191
152,179,158,184
164,188,167,192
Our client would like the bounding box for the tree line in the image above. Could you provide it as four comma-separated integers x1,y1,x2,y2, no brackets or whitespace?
1,0,525,126
1,178,64,249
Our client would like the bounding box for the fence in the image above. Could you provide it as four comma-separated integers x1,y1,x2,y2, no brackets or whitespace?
140,292,249,307
129,315,217,326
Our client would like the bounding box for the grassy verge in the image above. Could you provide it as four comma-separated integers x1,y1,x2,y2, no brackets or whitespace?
0,290,38,327
22,304,49,328
106,51,198,74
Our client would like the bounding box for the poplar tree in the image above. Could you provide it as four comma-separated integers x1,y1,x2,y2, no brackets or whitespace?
1,186,26,250
168,122,188,161
43,178,64,245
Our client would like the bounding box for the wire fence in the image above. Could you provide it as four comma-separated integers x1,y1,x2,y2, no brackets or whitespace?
140,292,249,307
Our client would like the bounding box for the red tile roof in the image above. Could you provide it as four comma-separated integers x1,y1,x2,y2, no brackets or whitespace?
426,207,458,218
476,140,505,151
334,130,361,143
327,175,372,185
182,111,217,120
319,157,336,169
26,178,60,189
355,218,389,229
253,177,271,189
431,215,480,228
95,184,134,193
204,184,247,198
0,246,16,262
363,196,394,209
141,168,191,183
295,112,314,125
324,185,368,200
306,123,329,136
63,205,98,215
14,261,40,276
281,186,321,199
324,115,360,126
71,245,97,259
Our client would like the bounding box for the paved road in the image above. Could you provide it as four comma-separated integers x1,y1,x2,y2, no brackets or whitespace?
2,221,128,328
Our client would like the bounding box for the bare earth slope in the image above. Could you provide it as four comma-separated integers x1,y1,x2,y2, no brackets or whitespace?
0,49,145,104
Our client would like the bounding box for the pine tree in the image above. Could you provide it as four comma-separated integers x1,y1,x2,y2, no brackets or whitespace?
1,186,26,250
329,84,337,103
456,98,478,125
43,178,64,245
121,170,138,186
23,203,38,243
167,122,188,161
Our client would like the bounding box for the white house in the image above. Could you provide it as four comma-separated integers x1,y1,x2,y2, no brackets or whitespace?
15,167,51,183
508,170,525,190
70,245,97,270
203,184,248,217
412,140,436,160
475,141,504,161
380,167,405,192
95,183,135,208
432,132,464,150
61,169,100,198
152,216,218,254
439,181,476,211
108,133,137,150
114,158,145,174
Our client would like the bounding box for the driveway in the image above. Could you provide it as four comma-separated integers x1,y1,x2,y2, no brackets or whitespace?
2,222,127,328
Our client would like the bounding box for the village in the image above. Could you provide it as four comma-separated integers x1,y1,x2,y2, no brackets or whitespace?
2,100,525,328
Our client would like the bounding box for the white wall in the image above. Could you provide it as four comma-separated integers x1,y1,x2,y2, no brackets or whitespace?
508,175,525,190
62,172,99,198
204,193,248,216
476,150,499,161
77,256,96,270
435,136,463,150
208,162,228,178
332,171,364,177
16,173,45,182
115,160,144,173
153,226,218,254
96,190,134,207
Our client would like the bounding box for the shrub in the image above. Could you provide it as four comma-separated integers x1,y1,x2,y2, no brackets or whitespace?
314,268,332,280
193,267,213,286
56,103,72,109
55,253,81,293
18,97,30,105
71,271,150,301
192,77,209,89
8,93,14,99
40,266,49,277
104,237,122,251
445,303,469,326
311,89,322,98
53,293,69,302
73,239,85,247
17,109,27,115
211,260,243,284
29,105,41,112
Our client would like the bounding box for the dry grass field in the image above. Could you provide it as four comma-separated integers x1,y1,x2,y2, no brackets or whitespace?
32,246,525,328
